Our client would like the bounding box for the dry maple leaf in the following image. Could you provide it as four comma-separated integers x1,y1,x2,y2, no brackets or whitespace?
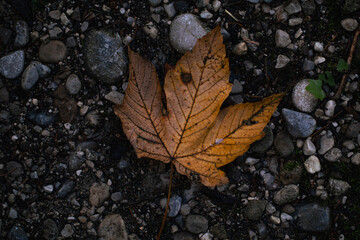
114,26,283,187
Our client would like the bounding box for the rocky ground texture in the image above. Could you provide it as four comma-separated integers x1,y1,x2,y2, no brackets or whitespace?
1,0,360,239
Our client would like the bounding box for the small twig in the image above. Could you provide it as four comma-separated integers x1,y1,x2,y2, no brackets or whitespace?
156,163,174,240
333,28,360,99
224,9,240,22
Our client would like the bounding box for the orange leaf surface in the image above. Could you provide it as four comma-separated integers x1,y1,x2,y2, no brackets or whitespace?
114,26,284,187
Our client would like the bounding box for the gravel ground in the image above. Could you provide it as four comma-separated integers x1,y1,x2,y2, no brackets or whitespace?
1,0,360,239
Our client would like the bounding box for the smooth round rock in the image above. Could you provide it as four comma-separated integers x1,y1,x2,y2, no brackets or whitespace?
304,155,321,174
185,215,208,234
274,131,294,157
273,184,299,205
292,79,318,112
245,200,267,221
295,203,331,232
66,74,81,95
39,40,67,63
84,29,127,83
170,14,207,53
0,50,25,79
22,62,39,90
14,20,29,48
341,18,358,31
98,214,128,240
251,126,273,153
282,108,316,138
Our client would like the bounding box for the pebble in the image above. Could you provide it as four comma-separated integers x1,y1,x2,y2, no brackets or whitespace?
318,131,335,155
303,59,315,71
200,10,213,19
351,153,360,165
273,184,299,205
149,0,162,7
343,140,355,150
275,55,290,68
169,195,182,217
329,179,351,196
282,108,316,138
324,100,336,116
314,42,324,52
170,14,207,53
143,22,158,39
304,155,321,174
57,180,75,198
49,27,62,39
280,212,293,222
275,29,291,48
84,29,127,83
14,20,29,48
324,148,342,162
89,182,110,207
61,224,74,238
49,10,61,20
212,0,221,12
251,126,273,153
303,138,316,155
26,109,56,127
292,79,318,112
232,42,247,55
22,62,39,90
60,13,70,25
180,204,191,216
341,18,358,31
105,91,125,105
0,50,25,79
186,215,208,234
39,40,67,63
111,192,123,202
43,219,59,240
302,0,316,15
314,56,326,65
7,161,24,178
274,131,294,157
164,3,176,18
284,0,302,15
295,203,331,232
98,214,128,239
245,200,267,221
43,185,54,193
9,208,18,219
289,18,303,26
66,74,81,95
345,122,360,138
8,226,29,240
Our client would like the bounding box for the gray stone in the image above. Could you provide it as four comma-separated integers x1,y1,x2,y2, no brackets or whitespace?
303,59,315,71
251,126,273,153
170,14,207,53
105,91,124,105
98,214,128,240
245,200,267,221
324,148,342,162
295,203,331,232
318,131,335,155
346,122,360,138
275,55,290,68
61,224,74,238
66,37,77,47
289,17,303,26
303,138,316,155
66,74,81,95
284,0,302,15
292,79,318,112
84,29,127,83
164,3,176,18
111,192,123,202
14,20,29,48
343,140,355,150
9,208,18,219
174,232,196,240
8,226,28,240
304,155,321,174
0,50,25,79
185,215,208,234
26,110,56,127
22,63,39,90
230,79,243,94
302,0,316,15
341,18,359,31
200,10,213,19
89,182,110,207
351,153,360,165
49,27,63,39
274,131,294,157
57,180,75,198
43,219,59,240
273,184,299,205
282,108,316,138
210,224,227,239
68,153,84,171
275,29,291,48
169,194,182,217
329,179,351,196
232,42,247,56
149,0,162,7
49,10,61,20
33,61,51,78
39,40,67,63
324,100,336,117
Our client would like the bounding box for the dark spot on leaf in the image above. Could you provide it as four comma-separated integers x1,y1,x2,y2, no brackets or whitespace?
242,120,259,126
181,73,192,84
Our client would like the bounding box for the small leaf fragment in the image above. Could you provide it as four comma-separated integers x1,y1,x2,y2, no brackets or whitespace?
306,79,326,100
337,59,348,72
324,71,335,86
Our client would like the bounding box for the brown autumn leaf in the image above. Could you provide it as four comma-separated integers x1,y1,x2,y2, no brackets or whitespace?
114,26,284,187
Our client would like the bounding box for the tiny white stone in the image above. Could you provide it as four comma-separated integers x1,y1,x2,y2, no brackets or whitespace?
43,185,54,193
324,100,336,116
314,56,326,65
314,42,324,52
303,138,316,156
304,155,321,174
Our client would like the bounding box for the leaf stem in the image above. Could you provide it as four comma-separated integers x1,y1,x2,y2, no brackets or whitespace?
333,27,360,99
156,162,174,240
